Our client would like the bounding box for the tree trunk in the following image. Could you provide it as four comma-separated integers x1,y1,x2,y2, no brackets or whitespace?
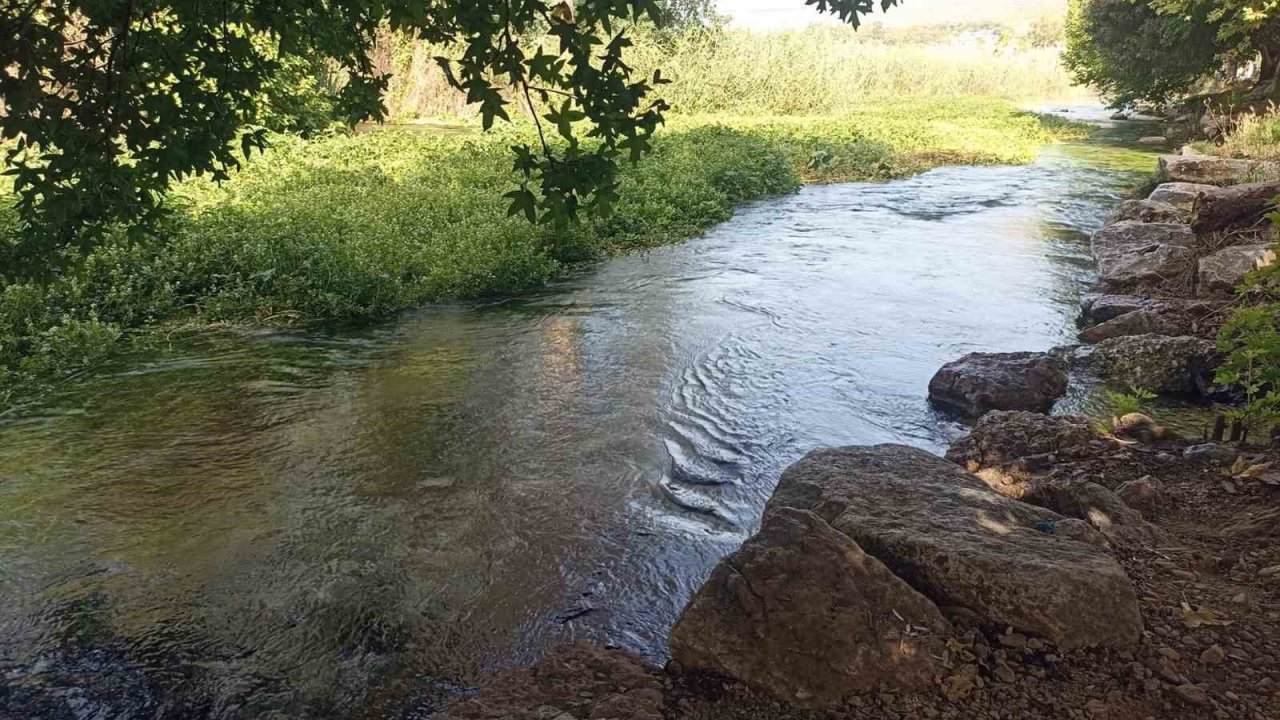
1256,44,1280,98
1190,180,1280,234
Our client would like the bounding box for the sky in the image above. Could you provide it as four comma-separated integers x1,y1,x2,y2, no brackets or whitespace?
715,0,1067,29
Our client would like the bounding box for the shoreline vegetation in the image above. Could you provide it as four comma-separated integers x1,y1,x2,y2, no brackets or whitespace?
0,101,1084,409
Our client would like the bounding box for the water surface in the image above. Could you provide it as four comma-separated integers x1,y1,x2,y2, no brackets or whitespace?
0,116,1160,719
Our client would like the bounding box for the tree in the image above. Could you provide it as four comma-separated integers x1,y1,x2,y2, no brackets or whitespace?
0,0,897,271
1151,0,1280,91
1063,0,1223,108
1064,0,1280,108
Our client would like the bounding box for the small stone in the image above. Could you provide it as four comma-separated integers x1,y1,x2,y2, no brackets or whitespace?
1173,684,1209,706
1200,645,1226,665
994,662,1016,683
1159,647,1182,661
1259,565,1280,577
1087,698,1110,716
1000,633,1029,649
1184,444,1238,464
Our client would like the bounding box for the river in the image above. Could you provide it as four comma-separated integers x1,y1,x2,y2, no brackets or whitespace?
0,110,1160,719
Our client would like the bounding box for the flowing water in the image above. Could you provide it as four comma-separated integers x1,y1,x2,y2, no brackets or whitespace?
0,112,1161,719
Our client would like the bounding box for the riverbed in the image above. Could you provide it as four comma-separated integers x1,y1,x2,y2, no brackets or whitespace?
0,113,1160,719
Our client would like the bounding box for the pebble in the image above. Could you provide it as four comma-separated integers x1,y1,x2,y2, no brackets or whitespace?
1174,684,1210,706
1200,645,1226,665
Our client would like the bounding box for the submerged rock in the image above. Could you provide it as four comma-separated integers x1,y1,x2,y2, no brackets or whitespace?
1074,334,1218,395
1197,244,1277,296
927,352,1068,419
1158,155,1280,186
669,508,950,706
766,445,1143,649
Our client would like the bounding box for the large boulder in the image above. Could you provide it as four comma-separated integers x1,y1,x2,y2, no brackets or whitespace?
1105,199,1187,226
1158,155,1280,186
1091,222,1196,289
1197,244,1277,296
765,445,1144,650
669,508,950,706
1076,334,1219,395
1147,182,1216,212
927,352,1068,419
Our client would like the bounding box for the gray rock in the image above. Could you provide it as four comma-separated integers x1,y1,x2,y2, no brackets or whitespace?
1158,155,1280,186
1080,294,1158,324
1022,480,1158,544
1091,222,1196,289
1098,244,1195,290
1137,136,1167,145
669,508,950,705
928,352,1068,419
1147,182,1216,212
1197,244,1277,296
1183,443,1238,464
1078,309,1188,343
767,445,1144,649
1116,477,1163,515
1079,334,1219,395
1105,199,1186,226
946,411,1097,471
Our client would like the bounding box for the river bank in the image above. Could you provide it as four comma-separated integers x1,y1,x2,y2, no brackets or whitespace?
428,147,1280,719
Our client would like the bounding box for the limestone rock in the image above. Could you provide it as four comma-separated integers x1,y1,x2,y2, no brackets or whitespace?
1158,155,1280,186
1022,480,1158,544
1147,182,1216,212
1091,222,1196,289
946,411,1096,471
928,352,1068,419
1105,199,1186,226
1078,309,1188,343
1116,477,1163,515
767,445,1144,649
669,508,950,706
1197,244,1277,296
1183,443,1238,464
1076,334,1219,395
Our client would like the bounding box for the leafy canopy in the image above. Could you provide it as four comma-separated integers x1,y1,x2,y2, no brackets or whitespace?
1063,0,1280,107
1,0,899,269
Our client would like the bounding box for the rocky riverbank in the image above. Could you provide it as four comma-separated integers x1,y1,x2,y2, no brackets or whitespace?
432,153,1280,720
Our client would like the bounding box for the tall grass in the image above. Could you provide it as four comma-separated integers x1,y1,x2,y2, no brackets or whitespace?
626,27,1080,116
1199,108,1280,161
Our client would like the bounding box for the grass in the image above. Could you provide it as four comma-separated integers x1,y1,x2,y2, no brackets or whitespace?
0,100,1083,408
1194,107,1280,160
626,27,1082,117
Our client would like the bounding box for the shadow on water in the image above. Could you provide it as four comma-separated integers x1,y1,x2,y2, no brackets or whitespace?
1,111,1165,718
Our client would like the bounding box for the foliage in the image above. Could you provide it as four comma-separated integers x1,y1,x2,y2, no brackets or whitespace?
626,27,1079,116
1195,106,1280,159
1063,0,1224,108
0,0,898,271
1096,385,1157,433
1215,302,1280,435
0,101,1074,406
